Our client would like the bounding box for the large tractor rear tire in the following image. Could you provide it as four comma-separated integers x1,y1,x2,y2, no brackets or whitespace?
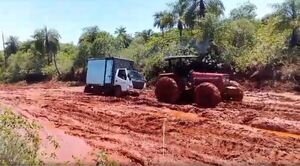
194,82,221,108
155,77,182,104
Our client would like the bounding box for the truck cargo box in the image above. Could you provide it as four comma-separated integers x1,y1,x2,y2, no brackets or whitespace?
86,57,134,86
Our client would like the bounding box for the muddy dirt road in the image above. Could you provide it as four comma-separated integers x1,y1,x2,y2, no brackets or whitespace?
0,82,299,165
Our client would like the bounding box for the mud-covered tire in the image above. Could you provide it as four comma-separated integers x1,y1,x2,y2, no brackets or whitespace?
155,77,181,104
194,82,221,108
224,81,244,101
230,87,244,101
229,80,241,88
223,86,244,101
84,85,92,93
114,86,123,97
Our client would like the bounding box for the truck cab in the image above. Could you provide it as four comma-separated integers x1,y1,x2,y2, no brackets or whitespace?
84,57,145,96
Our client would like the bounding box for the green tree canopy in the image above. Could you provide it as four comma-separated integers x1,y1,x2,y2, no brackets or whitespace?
272,0,300,47
4,36,19,68
230,2,257,20
114,26,132,49
90,31,115,57
154,11,175,35
32,27,61,75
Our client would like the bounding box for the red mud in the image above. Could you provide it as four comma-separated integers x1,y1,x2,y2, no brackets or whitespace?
0,82,299,165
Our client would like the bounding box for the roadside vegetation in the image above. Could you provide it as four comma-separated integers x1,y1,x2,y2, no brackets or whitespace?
0,0,299,85
0,109,42,165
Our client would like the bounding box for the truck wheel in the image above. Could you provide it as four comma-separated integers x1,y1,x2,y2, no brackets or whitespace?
114,86,123,97
84,85,92,93
194,82,221,108
155,77,181,104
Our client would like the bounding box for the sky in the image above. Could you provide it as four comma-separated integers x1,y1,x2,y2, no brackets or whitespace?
0,0,284,48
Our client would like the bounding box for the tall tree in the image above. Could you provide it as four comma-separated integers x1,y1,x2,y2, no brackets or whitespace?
79,26,99,44
135,29,154,42
184,0,225,28
33,27,61,75
230,2,257,20
273,0,300,47
196,0,225,18
196,13,221,40
90,31,114,57
153,11,175,36
115,26,132,49
170,0,190,38
114,26,127,36
4,36,19,68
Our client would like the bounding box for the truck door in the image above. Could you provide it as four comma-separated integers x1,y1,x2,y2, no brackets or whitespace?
115,69,131,91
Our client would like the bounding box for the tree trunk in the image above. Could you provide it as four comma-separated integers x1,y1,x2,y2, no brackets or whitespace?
4,55,7,68
179,29,183,41
161,29,165,37
48,54,51,65
2,33,6,68
53,53,61,76
199,0,206,18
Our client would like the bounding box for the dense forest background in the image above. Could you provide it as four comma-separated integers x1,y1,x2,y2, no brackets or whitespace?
0,0,299,84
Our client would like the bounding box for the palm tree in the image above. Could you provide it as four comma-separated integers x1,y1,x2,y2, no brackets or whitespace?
188,0,225,18
154,11,175,36
205,0,225,17
135,29,153,42
33,27,61,75
273,0,300,47
79,26,99,44
114,26,127,36
4,36,19,68
170,0,190,38
114,26,132,48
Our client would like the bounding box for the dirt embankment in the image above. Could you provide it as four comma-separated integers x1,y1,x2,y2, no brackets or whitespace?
0,83,299,165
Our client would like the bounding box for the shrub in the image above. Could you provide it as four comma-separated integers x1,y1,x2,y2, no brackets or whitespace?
0,109,42,165
143,53,165,81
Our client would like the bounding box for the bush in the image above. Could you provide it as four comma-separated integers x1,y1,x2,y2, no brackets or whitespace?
0,109,42,165
232,17,290,71
143,53,165,81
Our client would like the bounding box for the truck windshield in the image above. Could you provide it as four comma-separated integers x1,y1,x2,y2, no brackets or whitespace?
128,70,144,81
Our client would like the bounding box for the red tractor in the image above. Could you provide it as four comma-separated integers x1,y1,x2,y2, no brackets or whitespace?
155,56,243,108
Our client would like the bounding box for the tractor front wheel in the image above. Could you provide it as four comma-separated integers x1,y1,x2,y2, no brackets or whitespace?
194,82,221,108
223,81,244,101
231,87,244,101
223,86,244,101
155,77,182,104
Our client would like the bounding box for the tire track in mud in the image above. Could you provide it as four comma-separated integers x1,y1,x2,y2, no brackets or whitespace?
0,84,300,165
32,94,300,164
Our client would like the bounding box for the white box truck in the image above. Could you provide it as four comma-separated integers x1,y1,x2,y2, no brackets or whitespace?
84,57,145,96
